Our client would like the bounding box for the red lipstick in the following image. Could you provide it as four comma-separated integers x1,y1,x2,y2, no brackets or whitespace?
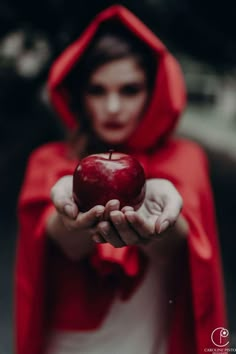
103,122,125,129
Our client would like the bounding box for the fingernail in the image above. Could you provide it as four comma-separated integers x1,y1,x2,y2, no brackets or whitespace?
125,211,135,222
95,207,104,218
109,200,118,206
64,204,74,218
114,216,122,225
158,220,170,234
122,206,134,213
101,226,108,236
110,211,122,224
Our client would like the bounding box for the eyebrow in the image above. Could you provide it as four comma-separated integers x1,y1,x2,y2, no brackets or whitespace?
121,81,147,87
88,79,147,87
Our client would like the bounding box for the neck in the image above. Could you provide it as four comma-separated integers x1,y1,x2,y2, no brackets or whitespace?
87,133,126,155
68,129,127,160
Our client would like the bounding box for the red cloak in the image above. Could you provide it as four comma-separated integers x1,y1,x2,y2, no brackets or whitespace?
15,5,227,354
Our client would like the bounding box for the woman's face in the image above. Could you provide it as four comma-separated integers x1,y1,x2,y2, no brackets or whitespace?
83,57,149,145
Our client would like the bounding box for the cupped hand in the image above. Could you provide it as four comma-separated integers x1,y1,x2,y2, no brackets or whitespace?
49,176,106,259
95,199,135,247
50,175,105,232
49,176,185,251
96,179,184,247
124,178,183,237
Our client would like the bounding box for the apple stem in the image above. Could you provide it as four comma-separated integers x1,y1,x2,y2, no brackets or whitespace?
109,149,114,160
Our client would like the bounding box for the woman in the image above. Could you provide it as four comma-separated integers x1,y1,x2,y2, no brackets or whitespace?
15,5,227,354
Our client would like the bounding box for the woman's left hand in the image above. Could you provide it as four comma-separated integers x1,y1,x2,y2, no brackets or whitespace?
94,179,187,247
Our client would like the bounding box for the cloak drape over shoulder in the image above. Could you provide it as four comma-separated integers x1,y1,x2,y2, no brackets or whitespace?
15,5,227,354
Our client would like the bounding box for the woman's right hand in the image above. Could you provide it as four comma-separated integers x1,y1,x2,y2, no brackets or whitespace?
47,175,106,260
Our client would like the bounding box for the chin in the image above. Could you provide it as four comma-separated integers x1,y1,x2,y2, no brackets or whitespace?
98,131,131,146
101,137,127,146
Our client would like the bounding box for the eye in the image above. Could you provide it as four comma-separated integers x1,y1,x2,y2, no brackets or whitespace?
120,84,146,96
86,84,106,96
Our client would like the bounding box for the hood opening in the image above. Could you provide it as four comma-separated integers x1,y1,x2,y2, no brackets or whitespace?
63,19,158,132
48,5,186,151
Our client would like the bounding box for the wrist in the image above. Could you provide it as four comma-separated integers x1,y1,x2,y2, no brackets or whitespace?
46,211,95,261
168,214,189,240
46,211,66,241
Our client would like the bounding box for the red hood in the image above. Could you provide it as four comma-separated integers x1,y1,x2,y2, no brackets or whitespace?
48,5,186,150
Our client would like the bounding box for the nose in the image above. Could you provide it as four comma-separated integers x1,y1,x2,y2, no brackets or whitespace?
106,93,121,114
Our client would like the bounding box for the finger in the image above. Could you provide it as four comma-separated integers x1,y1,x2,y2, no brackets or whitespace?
52,197,78,219
77,205,105,227
124,211,158,239
92,233,107,244
104,200,120,220
50,176,78,218
109,211,139,245
63,203,79,219
121,206,134,213
97,221,125,248
156,196,183,234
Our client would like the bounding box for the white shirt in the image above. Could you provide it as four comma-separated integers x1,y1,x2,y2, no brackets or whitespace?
46,246,169,354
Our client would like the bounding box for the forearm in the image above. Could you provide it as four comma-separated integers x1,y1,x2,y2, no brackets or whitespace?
169,213,189,239
158,213,189,250
46,211,95,261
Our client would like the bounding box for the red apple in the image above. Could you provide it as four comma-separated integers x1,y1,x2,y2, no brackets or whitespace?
73,151,146,212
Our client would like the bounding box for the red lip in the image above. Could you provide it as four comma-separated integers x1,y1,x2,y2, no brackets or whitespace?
103,122,125,129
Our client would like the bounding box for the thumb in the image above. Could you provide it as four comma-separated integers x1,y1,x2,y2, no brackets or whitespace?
50,177,78,219
52,196,78,219
63,203,78,219
155,203,181,234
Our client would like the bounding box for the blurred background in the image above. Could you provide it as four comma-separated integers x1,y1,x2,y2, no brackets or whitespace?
0,0,236,352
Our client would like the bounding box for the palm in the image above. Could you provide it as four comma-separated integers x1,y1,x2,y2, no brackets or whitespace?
134,179,168,234
135,178,182,235
138,179,166,216
138,192,163,225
